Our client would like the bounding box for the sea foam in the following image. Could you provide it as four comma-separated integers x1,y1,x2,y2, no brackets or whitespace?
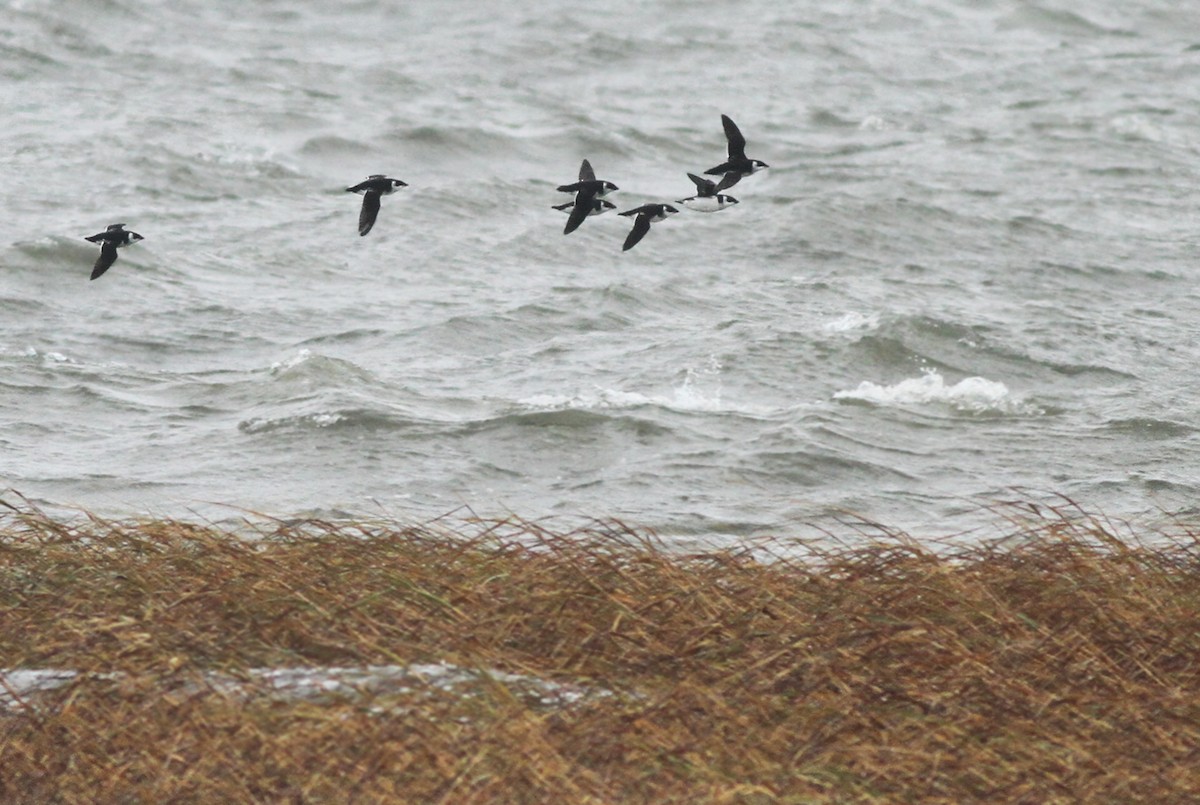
834,369,1039,415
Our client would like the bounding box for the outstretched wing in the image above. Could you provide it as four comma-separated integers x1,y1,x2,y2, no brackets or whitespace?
622,214,651,251
579,159,596,183
90,241,118,280
687,173,715,194
563,191,593,234
715,171,741,190
721,114,746,160
358,191,381,236
710,172,739,190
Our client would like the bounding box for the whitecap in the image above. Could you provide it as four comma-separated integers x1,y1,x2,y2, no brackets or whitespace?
858,114,889,131
833,369,1040,415
518,389,652,411
239,411,348,433
516,359,736,416
269,348,312,373
822,311,880,334
671,356,725,412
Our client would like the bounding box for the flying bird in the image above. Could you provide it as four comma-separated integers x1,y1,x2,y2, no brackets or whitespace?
677,172,740,212
557,159,618,235
346,174,408,236
553,197,617,218
84,223,143,280
704,114,768,188
619,203,679,251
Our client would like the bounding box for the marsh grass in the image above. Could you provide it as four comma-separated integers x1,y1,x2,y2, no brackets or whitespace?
1,496,1199,803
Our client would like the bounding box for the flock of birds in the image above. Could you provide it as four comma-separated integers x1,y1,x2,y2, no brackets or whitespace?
82,114,767,279
552,114,768,251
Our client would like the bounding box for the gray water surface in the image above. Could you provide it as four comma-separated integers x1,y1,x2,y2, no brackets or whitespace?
4,0,1200,540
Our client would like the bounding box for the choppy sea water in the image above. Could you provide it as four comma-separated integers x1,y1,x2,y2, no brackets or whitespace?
4,0,1200,542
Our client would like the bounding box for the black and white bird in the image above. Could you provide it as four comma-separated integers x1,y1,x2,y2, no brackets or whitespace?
84,223,143,280
677,172,740,212
619,203,679,251
345,175,407,236
557,159,618,235
553,197,617,218
704,114,768,188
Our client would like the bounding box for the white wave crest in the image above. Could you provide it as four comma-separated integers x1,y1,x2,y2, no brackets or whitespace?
822,311,880,333
518,357,733,415
833,369,1039,415
520,386,723,413
269,348,313,373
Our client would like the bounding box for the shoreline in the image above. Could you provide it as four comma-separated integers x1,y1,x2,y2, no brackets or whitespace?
2,500,1198,801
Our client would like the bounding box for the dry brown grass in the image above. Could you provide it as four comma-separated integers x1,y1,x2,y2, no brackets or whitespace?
1,496,1199,803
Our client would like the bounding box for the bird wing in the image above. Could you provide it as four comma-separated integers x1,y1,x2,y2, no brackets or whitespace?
715,171,741,191
358,191,381,236
579,159,596,183
687,173,715,194
622,214,651,251
90,241,118,280
563,191,593,234
721,114,747,160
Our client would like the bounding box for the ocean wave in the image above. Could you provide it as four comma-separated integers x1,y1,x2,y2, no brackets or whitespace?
267,349,379,387
1099,417,1196,440
238,401,670,440
518,387,726,415
515,364,744,417
10,236,97,266
0,42,63,78
3,345,75,366
297,134,374,159
839,314,1137,389
0,296,48,315
822,311,881,334
833,369,1041,416
997,5,1134,38
378,124,543,169
476,407,655,432
238,408,405,434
